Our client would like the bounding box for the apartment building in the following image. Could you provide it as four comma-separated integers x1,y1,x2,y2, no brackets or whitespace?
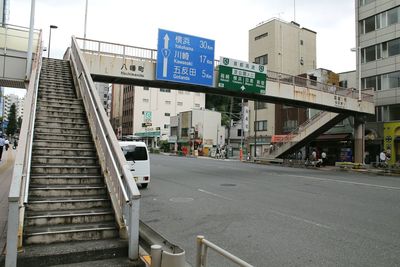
120,85,205,148
3,93,23,118
248,18,317,156
357,0,400,163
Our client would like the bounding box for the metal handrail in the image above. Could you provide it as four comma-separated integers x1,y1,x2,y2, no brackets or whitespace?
5,29,42,267
196,236,253,267
69,35,140,260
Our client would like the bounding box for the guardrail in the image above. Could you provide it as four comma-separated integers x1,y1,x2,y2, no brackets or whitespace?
5,30,42,267
68,35,141,260
75,37,374,103
196,235,253,267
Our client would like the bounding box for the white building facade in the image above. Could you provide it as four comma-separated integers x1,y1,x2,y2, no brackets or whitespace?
121,85,205,148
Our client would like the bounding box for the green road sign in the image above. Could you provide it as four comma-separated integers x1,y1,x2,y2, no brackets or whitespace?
217,57,267,94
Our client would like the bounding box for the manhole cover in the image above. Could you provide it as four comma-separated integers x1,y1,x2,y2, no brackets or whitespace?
220,183,237,187
169,197,194,203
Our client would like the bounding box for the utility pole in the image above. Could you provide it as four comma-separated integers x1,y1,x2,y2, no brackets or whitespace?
240,98,244,161
254,101,257,158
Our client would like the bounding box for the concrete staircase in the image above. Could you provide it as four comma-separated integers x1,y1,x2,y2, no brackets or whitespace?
23,58,120,252
267,111,349,159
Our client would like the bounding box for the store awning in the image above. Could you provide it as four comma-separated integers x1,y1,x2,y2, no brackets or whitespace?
135,131,161,137
316,133,350,141
271,135,287,143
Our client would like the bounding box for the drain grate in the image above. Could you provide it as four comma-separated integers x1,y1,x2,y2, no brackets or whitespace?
220,183,236,187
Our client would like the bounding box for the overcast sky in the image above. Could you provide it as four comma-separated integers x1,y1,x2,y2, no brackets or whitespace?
6,0,356,96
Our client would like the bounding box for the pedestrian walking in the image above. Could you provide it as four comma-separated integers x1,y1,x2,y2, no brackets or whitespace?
321,151,327,166
13,139,18,149
4,138,9,151
0,135,5,161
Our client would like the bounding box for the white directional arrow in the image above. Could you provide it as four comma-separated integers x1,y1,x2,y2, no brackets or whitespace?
163,34,170,77
241,85,246,91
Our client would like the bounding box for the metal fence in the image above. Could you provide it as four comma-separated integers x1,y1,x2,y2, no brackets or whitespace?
196,235,254,267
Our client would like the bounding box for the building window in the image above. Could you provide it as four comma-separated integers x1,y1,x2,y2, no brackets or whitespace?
143,98,149,103
237,129,242,137
143,87,149,90
255,101,267,110
164,124,170,129
165,100,171,105
255,120,267,131
364,16,376,33
181,128,188,137
365,45,376,62
165,113,170,116
339,80,348,88
194,103,200,108
254,54,268,65
360,0,375,6
254,32,268,41
177,102,183,106
160,88,171,93
388,38,400,57
300,40,304,45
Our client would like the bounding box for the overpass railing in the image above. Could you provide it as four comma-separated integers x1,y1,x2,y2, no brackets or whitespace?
68,36,141,260
6,29,43,267
0,24,41,88
75,37,374,104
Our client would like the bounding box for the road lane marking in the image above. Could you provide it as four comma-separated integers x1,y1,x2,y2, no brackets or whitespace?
268,209,333,230
198,189,233,201
286,174,400,191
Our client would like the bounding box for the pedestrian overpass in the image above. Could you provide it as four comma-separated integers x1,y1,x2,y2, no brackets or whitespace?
76,37,374,160
1,27,374,266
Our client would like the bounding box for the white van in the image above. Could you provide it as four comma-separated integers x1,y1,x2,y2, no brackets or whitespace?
119,141,150,188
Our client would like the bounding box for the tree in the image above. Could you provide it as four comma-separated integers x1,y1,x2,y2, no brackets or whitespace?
6,103,17,136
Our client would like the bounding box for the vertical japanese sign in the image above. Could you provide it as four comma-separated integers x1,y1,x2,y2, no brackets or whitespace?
156,29,215,87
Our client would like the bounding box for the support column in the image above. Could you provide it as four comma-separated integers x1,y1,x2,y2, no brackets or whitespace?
354,117,365,164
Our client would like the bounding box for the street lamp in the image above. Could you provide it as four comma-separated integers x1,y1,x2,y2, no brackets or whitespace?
48,25,58,58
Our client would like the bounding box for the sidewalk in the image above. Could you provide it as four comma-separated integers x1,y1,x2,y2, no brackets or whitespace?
0,148,16,256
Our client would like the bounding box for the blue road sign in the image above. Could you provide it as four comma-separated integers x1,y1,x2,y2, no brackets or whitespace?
156,29,215,87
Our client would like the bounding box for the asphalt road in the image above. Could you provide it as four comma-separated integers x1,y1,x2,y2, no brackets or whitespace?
139,154,400,267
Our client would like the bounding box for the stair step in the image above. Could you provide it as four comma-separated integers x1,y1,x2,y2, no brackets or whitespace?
33,140,93,149
34,115,88,124
32,156,98,165
34,121,90,130
38,98,82,105
24,222,118,245
30,175,104,185
34,126,90,135
35,113,86,121
27,197,111,211
25,208,114,226
31,165,101,175
37,103,84,111
38,95,79,102
32,148,96,157
31,164,101,175
15,239,135,267
29,184,107,198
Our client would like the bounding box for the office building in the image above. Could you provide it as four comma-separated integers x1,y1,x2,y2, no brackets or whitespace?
357,0,400,163
248,18,317,156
